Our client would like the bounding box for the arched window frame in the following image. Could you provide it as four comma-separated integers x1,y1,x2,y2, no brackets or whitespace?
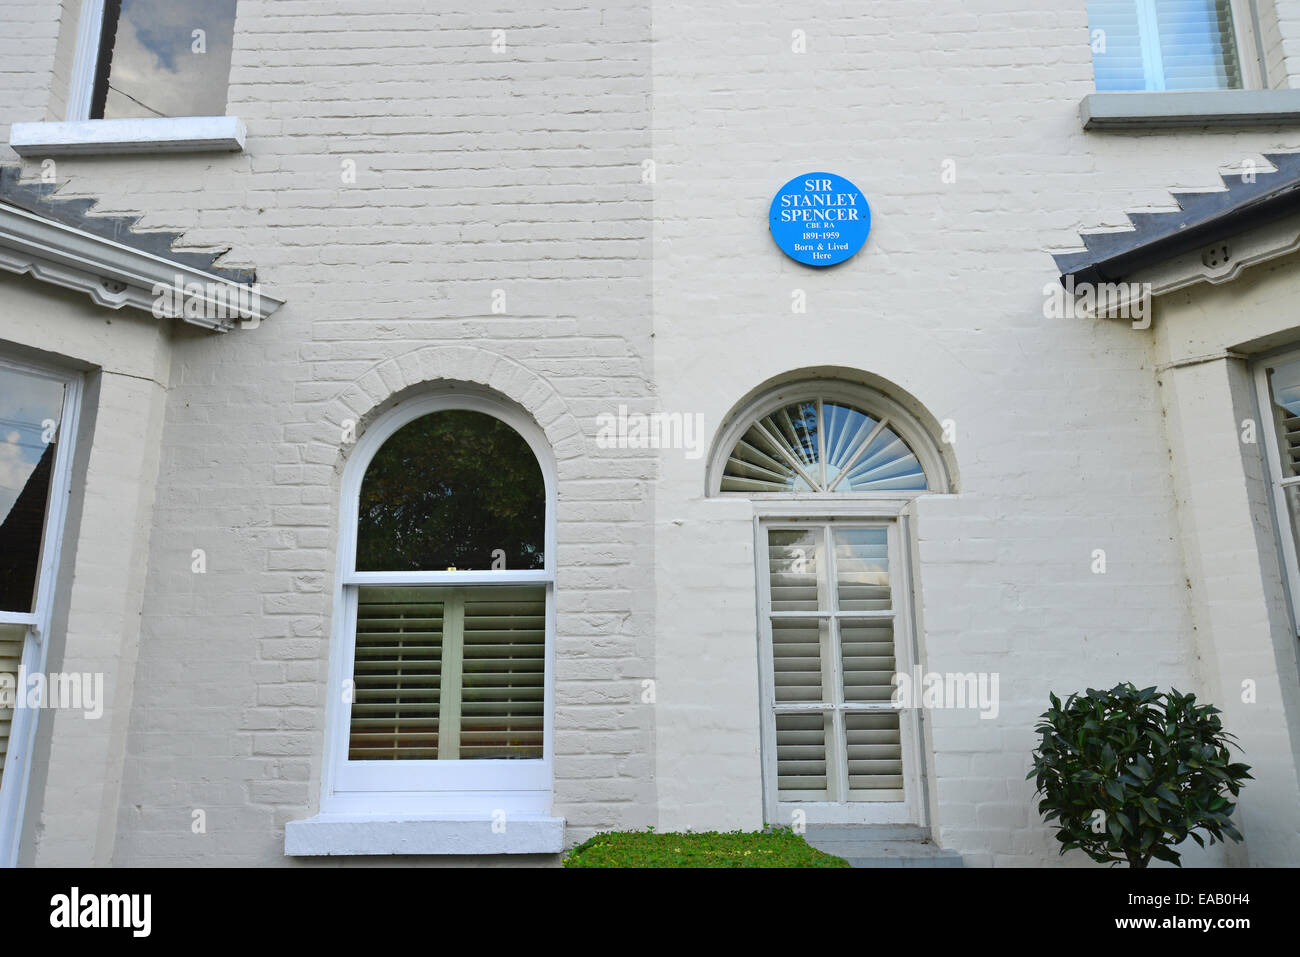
320,391,557,817
707,381,952,501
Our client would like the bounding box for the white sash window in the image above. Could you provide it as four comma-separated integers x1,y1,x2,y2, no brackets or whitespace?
321,394,556,816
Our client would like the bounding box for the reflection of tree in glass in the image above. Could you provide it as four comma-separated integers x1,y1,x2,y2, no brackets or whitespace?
356,411,544,572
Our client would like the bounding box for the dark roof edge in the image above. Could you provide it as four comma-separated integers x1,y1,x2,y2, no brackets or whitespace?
1053,152,1300,287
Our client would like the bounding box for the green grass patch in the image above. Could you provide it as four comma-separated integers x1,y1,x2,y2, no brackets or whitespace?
561,827,851,868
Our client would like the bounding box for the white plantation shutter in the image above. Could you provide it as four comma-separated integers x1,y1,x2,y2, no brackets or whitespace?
1276,408,1300,477
1088,0,1242,90
845,713,903,795
347,585,544,762
459,591,545,760
349,587,444,760
776,713,830,800
0,625,24,791
765,525,907,805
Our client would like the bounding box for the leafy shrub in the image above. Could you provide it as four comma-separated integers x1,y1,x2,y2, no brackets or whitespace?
1028,683,1251,867
562,827,851,868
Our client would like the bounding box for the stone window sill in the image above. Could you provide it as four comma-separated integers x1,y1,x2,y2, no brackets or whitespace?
9,116,246,156
1080,90,1300,130
284,813,566,857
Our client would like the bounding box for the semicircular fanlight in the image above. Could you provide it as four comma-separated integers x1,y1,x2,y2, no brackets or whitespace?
720,398,927,494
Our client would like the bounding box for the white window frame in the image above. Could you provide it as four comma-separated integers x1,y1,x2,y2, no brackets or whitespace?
0,355,83,867
319,392,557,817
1253,351,1300,637
754,509,927,827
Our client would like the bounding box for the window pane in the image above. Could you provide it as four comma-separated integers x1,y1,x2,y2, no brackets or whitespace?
93,0,238,119
771,618,828,703
348,585,545,762
356,411,545,572
1088,0,1147,90
775,712,830,801
767,528,824,612
1088,0,1241,92
349,586,444,760
834,528,890,612
0,367,65,614
840,620,897,703
845,712,904,800
836,422,927,492
1155,0,1241,90
459,588,545,760
1269,360,1300,478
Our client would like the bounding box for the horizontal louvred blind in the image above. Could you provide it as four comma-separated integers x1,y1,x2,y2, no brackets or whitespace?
846,712,904,798
1089,0,1148,90
459,589,545,759
776,712,829,801
771,619,825,703
349,587,443,760
1155,0,1241,89
840,620,897,703
0,624,27,789
1281,410,1300,477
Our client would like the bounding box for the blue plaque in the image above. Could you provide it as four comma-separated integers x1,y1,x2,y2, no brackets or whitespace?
769,172,870,267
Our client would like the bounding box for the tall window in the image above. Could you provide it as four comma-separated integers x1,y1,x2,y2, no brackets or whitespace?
1088,0,1244,91
711,381,948,827
764,523,913,808
0,357,81,865
1257,355,1300,636
70,0,238,120
324,395,555,815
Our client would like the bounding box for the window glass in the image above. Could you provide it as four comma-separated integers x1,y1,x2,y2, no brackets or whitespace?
0,367,65,614
1088,0,1242,91
349,584,545,762
721,399,927,494
356,411,545,573
92,0,238,119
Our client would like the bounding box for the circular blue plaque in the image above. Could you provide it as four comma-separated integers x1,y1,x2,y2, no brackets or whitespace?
769,172,871,267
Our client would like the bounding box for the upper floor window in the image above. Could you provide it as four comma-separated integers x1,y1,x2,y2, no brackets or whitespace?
71,0,238,120
323,395,556,815
1087,0,1247,91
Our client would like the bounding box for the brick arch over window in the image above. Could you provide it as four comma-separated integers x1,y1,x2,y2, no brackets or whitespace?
321,345,585,483
706,371,956,496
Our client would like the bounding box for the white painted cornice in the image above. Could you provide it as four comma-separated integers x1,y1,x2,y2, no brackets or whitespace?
0,202,282,331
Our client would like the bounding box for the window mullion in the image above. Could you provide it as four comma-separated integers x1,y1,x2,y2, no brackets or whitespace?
439,592,464,761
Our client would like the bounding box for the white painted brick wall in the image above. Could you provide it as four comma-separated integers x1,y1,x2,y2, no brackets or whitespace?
1,0,1298,866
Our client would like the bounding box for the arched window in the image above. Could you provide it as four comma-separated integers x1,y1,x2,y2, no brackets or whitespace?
322,393,555,816
708,379,948,829
710,383,949,496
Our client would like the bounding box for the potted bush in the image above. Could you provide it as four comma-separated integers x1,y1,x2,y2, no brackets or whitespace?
1028,683,1251,867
